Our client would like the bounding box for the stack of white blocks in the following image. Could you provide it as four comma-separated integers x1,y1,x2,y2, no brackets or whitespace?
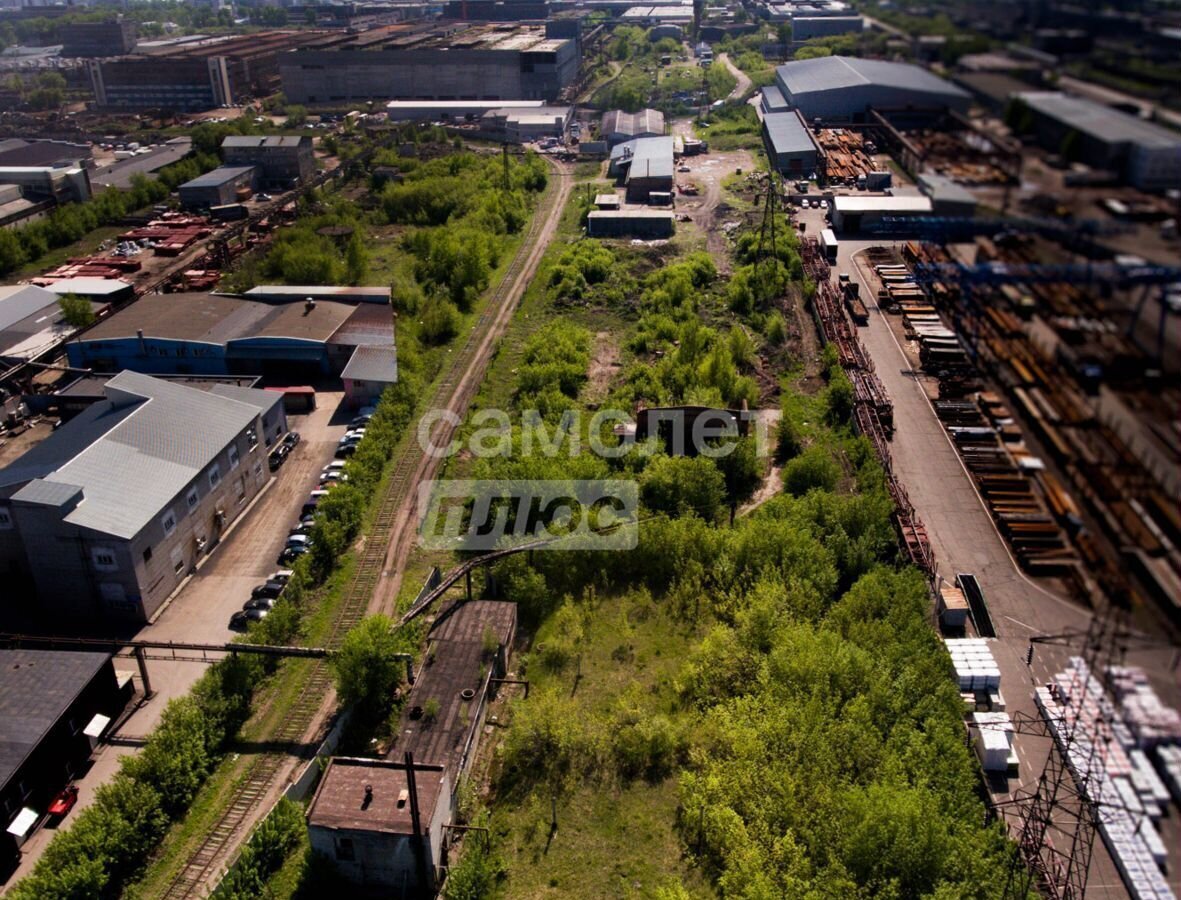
945,638,1001,692
970,710,1015,772
1035,658,1176,900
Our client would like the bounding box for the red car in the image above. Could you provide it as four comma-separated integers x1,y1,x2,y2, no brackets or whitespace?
47,785,79,817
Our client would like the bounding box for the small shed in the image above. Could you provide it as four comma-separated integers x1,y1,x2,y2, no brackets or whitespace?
586,209,675,238
341,345,398,410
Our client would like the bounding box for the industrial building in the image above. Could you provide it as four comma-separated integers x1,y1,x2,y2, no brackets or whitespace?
0,163,91,205
774,56,971,122
600,108,665,147
917,172,978,216
619,5,694,26
0,284,106,362
0,650,132,867
586,208,675,238
307,601,517,891
177,165,257,211
762,110,820,175
442,0,549,19
66,292,397,383
279,23,579,105
341,345,399,409
307,758,450,895
480,106,569,142
609,135,675,201
58,20,136,57
829,194,933,232
0,139,92,170
386,99,547,121
1015,92,1181,190
221,136,315,190
0,372,288,624
86,31,335,110
760,84,790,115
791,16,863,41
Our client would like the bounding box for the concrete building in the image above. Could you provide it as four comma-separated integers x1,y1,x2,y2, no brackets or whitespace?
829,194,933,232
66,293,396,383
442,0,549,19
760,84,790,115
58,20,136,57
0,372,287,624
1,650,131,867
386,98,547,121
221,136,314,190
280,23,579,105
87,31,333,110
0,284,106,362
307,758,450,895
774,55,971,122
600,108,665,147
1015,92,1181,190
177,165,258,211
0,139,92,170
586,208,675,237
609,135,674,201
762,109,820,175
791,16,863,41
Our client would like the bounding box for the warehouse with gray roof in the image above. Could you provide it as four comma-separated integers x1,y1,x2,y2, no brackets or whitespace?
600,108,665,146
0,372,287,624
762,110,821,175
774,55,970,122
608,135,675,201
1015,91,1181,190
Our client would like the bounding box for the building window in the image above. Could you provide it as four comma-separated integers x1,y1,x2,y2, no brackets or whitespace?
229,444,240,470
143,546,153,564
208,464,221,489
246,427,258,450
236,478,246,502
161,509,177,537
187,486,200,512
91,547,118,571
170,546,185,576
0,506,11,530
335,838,355,861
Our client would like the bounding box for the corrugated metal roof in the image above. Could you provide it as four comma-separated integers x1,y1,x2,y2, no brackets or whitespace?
601,108,665,138
178,165,256,190
3,372,270,539
341,344,398,384
0,284,58,333
763,111,817,156
619,135,675,181
222,135,309,149
777,55,969,101
918,172,977,206
1018,91,1181,150
832,195,933,213
761,84,789,111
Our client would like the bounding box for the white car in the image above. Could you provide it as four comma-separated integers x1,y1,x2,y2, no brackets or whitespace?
819,199,828,209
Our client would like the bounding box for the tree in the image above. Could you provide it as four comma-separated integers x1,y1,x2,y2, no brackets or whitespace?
284,104,308,128
344,231,368,285
57,293,95,328
330,615,406,708
641,454,727,521
782,445,839,496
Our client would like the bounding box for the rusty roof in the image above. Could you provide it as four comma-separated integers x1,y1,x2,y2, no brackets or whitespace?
307,757,446,834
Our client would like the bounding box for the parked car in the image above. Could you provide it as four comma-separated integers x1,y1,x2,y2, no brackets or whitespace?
290,523,315,537
271,569,295,584
283,431,301,449
47,785,79,819
230,608,269,629
334,443,358,459
252,580,285,599
319,471,348,485
244,596,276,611
350,415,372,428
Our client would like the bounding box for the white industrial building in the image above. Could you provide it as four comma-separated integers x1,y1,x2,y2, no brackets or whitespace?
829,195,933,232
774,56,971,122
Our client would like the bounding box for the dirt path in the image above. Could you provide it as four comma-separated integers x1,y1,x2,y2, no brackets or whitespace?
717,52,753,101
738,408,782,516
670,118,754,273
586,331,620,404
374,159,575,612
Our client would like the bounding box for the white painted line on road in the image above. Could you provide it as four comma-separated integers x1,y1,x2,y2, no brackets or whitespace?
1002,615,1039,633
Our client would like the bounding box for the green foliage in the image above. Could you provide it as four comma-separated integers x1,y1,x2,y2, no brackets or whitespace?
419,296,461,345
641,454,727,521
331,615,407,708
56,293,95,328
782,445,840,496
443,814,505,900
704,62,738,101
210,799,304,900
515,321,591,417
825,368,854,426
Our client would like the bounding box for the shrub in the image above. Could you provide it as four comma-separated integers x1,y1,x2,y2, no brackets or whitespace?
782,445,840,496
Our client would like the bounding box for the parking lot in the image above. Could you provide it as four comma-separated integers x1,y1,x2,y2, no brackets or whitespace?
2,390,351,889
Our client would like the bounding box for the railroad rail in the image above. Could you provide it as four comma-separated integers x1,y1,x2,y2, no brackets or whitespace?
159,162,570,899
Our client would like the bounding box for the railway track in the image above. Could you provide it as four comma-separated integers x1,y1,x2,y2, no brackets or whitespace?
159,161,571,899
